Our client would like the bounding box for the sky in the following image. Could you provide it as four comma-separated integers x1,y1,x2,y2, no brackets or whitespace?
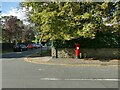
1,1,29,24
2,2,20,13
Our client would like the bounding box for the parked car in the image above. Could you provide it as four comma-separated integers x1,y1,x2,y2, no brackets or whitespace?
35,43,41,48
43,43,47,47
32,43,36,48
27,44,34,49
13,44,27,52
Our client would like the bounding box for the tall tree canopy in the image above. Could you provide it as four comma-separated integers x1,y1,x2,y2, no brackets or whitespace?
20,1,120,42
1,15,35,43
2,16,23,43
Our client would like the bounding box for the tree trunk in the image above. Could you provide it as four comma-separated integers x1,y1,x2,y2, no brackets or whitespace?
39,34,43,56
8,36,11,43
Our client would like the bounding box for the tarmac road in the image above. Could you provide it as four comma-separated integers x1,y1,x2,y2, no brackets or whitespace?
1,47,48,58
1,48,119,88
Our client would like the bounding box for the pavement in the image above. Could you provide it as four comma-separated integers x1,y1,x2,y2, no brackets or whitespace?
24,55,120,66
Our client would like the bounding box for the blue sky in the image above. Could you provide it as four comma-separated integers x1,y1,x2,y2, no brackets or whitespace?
1,1,29,24
2,2,21,13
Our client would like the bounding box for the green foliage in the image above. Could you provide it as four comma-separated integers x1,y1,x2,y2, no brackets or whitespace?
53,32,119,48
20,1,120,44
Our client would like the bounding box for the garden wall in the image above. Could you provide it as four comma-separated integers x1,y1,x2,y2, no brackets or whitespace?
51,47,120,59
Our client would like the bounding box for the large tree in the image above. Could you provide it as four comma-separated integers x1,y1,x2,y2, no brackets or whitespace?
20,1,120,42
2,16,23,43
22,25,35,42
1,15,35,43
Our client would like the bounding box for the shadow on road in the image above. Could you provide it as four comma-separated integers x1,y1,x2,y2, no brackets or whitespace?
1,47,51,59
1,48,43,59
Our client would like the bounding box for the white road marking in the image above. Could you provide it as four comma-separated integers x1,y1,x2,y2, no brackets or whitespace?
40,78,120,81
38,68,44,71
41,78,61,80
16,52,22,54
64,78,119,81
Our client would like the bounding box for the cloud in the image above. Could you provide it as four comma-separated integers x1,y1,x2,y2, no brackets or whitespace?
2,7,29,24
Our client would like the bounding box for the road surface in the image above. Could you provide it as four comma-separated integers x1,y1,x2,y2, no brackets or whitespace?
1,48,119,88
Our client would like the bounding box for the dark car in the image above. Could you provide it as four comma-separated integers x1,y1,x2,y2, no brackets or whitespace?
13,44,28,52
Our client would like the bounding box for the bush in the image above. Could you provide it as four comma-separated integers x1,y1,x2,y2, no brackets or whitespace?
53,32,119,48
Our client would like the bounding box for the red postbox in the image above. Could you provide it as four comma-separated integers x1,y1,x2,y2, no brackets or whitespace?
75,43,80,58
